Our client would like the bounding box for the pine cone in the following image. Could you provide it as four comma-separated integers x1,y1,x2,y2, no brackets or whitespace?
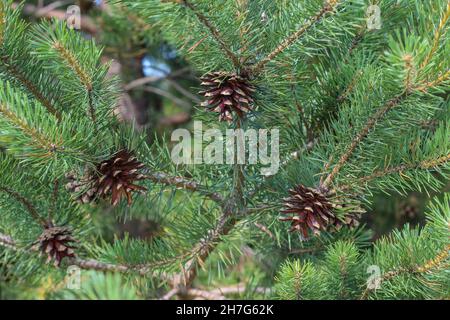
280,185,335,238
199,71,255,122
33,226,76,267
66,150,148,206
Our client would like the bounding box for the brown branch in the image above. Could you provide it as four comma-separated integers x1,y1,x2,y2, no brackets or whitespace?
347,31,364,56
165,283,271,300
183,288,226,300
124,67,191,91
144,172,224,204
249,0,340,76
212,283,271,296
0,187,47,226
0,232,164,276
253,222,274,239
179,0,241,69
160,288,181,300
177,211,237,289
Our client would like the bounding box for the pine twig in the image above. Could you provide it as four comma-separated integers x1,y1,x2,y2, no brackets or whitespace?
0,186,48,227
360,244,450,300
0,232,161,276
320,92,407,190
183,288,226,300
0,103,62,155
160,288,180,300
52,41,97,125
0,56,61,120
144,171,224,204
337,153,450,192
249,0,339,76
420,1,450,69
321,64,450,190
177,210,237,289
178,0,241,70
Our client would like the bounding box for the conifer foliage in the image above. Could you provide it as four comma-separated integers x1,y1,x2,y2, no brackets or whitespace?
0,0,449,300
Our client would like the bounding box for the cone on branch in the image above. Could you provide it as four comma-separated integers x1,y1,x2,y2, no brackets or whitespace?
280,184,335,238
66,149,148,206
33,225,77,267
280,184,363,238
199,71,255,122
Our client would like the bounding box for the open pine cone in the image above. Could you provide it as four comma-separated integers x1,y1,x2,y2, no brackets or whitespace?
199,71,255,122
33,226,76,267
66,150,147,206
280,184,335,238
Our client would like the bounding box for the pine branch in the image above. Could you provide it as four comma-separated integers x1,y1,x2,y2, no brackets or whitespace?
177,210,237,289
249,0,340,76
360,244,450,300
166,118,248,291
0,232,161,276
347,31,364,56
178,285,270,300
420,1,450,69
0,186,47,226
337,70,363,103
318,60,448,190
321,92,407,190
0,103,61,155
174,0,241,70
416,69,450,92
144,171,224,203
52,42,93,90
0,56,61,120
337,153,450,192
52,41,97,124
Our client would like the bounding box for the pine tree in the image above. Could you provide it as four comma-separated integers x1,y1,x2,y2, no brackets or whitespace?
0,0,448,300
